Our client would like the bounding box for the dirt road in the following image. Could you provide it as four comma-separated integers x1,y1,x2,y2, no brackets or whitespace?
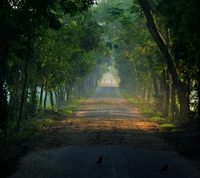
72,86,169,150
9,86,200,178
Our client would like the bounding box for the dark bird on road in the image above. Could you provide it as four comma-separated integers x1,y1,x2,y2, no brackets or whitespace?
96,156,102,165
160,164,168,174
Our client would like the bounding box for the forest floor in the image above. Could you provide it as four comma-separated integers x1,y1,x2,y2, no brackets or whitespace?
2,86,200,177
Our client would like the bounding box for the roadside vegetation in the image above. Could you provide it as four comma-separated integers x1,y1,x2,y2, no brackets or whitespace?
1,0,200,176
0,87,95,177
122,90,200,162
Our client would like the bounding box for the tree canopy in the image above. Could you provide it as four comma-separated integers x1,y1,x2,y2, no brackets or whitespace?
1,0,200,135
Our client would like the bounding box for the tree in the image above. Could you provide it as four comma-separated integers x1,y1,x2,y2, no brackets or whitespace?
137,0,189,118
0,0,97,132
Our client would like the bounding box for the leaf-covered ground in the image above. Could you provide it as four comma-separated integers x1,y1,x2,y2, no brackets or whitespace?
3,87,200,177
27,98,173,152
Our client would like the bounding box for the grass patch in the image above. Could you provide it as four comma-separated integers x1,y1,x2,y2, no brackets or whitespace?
142,107,154,117
62,97,86,116
150,116,165,122
160,123,175,130
62,88,96,116
62,109,74,115
127,98,135,104
121,90,163,118
150,117,166,125
121,90,177,130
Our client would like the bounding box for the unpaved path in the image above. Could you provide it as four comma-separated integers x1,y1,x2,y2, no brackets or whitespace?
9,86,200,178
29,86,171,151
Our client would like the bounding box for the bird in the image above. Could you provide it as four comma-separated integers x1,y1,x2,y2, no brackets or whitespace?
160,164,168,174
96,156,102,165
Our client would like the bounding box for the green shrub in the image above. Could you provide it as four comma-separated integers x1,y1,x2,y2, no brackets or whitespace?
62,110,73,115
160,123,175,130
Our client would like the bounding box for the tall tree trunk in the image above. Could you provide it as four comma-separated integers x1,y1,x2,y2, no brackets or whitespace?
17,56,28,130
163,25,170,117
67,87,70,102
159,71,165,94
55,89,61,109
163,71,170,117
14,79,19,121
60,87,64,107
142,88,146,101
55,91,59,108
138,0,189,117
147,56,159,97
49,91,54,107
0,42,8,132
39,83,44,109
32,85,38,114
24,87,28,120
171,81,178,116
151,71,159,97
44,90,48,110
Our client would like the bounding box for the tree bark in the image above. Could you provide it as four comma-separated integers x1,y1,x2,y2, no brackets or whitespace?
55,91,59,108
142,88,146,101
171,81,178,116
163,71,170,117
24,87,28,120
17,56,28,130
44,90,48,110
39,83,44,109
0,41,8,132
67,87,70,102
49,90,54,107
138,0,189,117
147,56,159,97
14,79,19,121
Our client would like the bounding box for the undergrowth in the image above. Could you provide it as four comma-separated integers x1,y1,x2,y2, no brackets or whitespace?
121,90,175,130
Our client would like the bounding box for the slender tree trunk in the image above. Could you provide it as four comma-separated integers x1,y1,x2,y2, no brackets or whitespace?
60,87,64,107
147,56,159,97
163,71,170,117
32,85,38,114
138,0,189,117
55,91,59,108
151,71,159,97
17,56,28,130
9,90,15,120
44,90,48,110
39,83,44,109
171,81,178,116
159,72,165,94
50,91,54,107
67,88,70,102
162,25,170,117
55,89,61,109
14,80,19,121
0,42,8,132
24,87,28,120
142,88,146,101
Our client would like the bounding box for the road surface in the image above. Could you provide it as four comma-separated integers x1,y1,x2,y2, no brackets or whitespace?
10,86,200,178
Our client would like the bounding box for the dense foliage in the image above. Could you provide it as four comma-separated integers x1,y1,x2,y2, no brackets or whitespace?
1,0,200,136
0,0,106,134
95,0,200,125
